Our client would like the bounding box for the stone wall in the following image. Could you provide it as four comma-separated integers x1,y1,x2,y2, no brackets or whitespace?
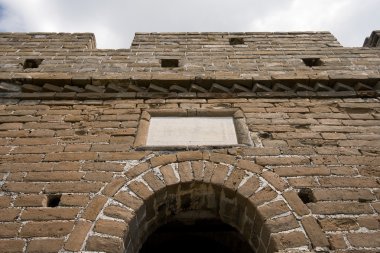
0,32,379,253
0,97,379,253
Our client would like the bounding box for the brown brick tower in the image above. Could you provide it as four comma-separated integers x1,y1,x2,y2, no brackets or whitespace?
0,31,379,253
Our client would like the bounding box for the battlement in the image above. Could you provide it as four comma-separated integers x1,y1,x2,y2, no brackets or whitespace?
0,31,379,99
0,32,96,50
131,31,342,48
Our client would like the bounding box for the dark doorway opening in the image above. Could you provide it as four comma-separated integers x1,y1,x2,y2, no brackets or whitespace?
140,219,254,253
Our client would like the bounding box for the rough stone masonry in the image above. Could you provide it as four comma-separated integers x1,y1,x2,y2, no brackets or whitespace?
0,30,379,253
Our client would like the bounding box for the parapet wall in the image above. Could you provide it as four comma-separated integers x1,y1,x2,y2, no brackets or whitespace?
0,32,380,99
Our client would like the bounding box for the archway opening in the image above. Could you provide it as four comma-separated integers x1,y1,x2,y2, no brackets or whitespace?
140,217,254,253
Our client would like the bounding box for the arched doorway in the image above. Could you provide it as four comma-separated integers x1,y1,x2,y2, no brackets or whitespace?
81,159,310,253
140,217,254,253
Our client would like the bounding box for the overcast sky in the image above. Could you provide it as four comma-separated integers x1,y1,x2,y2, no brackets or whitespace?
0,0,379,49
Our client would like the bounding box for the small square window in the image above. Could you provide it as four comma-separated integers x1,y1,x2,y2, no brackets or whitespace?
161,59,179,68
134,109,252,150
23,59,44,69
229,38,244,45
302,58,322,67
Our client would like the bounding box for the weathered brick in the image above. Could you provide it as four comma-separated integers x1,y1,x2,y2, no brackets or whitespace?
1,154,43,163
0,122,23,130
269,231,309,251
339,156,380,165
257,200,289,220
90,143,131,152
27,238,64,253
318,177,379,188
301,216,329,248
265,214,299,233
178,161,194,183
0,195,12,207
24,171,84,181
308,202,373,215
98,151,147,161
210,163,229,186
64,143,91,152
20,207,79,220
14,195,47,207
328,234,347,249
44,182,103,193
94,219,128,238
237,176,260,198
274,166,330,176
321,132,347,140
103,205,134,222
60,194,90,207
44,152,98,161
114,191,144,212
248,186,277,206
0,240,25,253
82,162,124,172
82,195,108,221
83,171,113,182
150,154,177,167
358,166,380,177
372,202,380,213
128,180,154,200
209,153,236,165
102,177,128,197
64,220,92,251
12,137,58,145
347,232,380,248
261,171,288,191
159,164,179,186
20,221,74,237
287,177,320,188
86,235,124,253
191,161,204,181
0,223,21,238
125,162,149,178
176,150,203,161
283,190,310,216
11,145,64,154
256,156,310,166
143,170,165,192
319,218,359,231
312,188,375,202
236,159,263,174
0,208,21,221
224,168,245,191
357,216,380,230
240,147,281,156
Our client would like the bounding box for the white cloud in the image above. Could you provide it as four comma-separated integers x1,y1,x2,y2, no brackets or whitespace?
0,0,379,48
249,0,380,46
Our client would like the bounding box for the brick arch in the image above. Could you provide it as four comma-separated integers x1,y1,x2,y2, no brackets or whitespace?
78,154,312,253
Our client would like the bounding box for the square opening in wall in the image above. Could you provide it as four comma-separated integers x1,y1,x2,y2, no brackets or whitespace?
161,59,179,68
302,58,322,67
23,59,44,69
229,38,244,45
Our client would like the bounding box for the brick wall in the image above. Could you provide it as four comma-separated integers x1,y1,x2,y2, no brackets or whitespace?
0,32,380,253
0,97,379,253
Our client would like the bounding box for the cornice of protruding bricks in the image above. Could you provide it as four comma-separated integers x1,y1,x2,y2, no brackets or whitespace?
0,78,379,99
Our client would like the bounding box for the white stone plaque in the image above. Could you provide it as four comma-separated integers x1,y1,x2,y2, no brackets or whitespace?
146,117,238,146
